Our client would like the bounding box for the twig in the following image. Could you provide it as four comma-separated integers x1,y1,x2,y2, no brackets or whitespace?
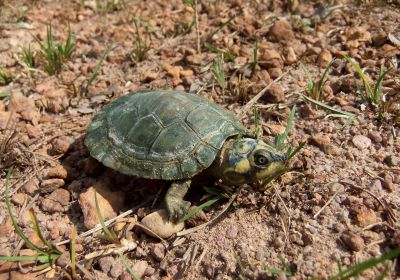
342,180,398,225
135,223,168,246
84,238,137,260
177,190,239,236
313,190,340,219
194,0,201,54
240,71,287,117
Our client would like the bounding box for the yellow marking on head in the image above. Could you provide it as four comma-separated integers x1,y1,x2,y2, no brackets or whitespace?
255,161,286,180
234,159,251,174
235,142,252,154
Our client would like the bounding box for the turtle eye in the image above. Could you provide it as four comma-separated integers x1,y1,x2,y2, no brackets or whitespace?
254,152,269,167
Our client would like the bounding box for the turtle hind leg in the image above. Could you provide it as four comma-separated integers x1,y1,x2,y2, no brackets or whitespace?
165,180,191,221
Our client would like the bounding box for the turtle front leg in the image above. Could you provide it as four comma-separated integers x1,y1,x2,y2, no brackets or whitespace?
165,180,191,221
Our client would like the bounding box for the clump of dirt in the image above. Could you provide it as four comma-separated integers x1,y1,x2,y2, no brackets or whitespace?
0,0,399,279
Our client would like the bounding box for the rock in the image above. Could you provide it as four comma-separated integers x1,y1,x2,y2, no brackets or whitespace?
384,155,398,167
43,165,68,179
11,193,27,206
22,178,39,195
141,70,158,82
98,256,113,274
40,178,65,193
8,91,39,123
299,103,316,120
0,100,4,111
372,32,387,47
262,84,285,103
0,111,15,129
141,209,185,238
382,173,394,192
310,134,330,147
284,47,297,64
25,124,42,138
131,260,148,278
269,20,295,41
355,209,377,227
150,243,166,262
268,67,283,79
341,231,364,251
185,54,202,65
41,189,70,213
50,137,72,154
162,63,181,79
368,131,382,143
185,207,208,227
317,50,333,68
260,49,283,69
78,181,125,229
352,135,371,150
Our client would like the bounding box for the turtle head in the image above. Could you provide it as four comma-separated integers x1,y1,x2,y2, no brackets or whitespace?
212,138,288,185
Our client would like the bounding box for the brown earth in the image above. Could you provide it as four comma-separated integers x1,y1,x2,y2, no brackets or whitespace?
0,0,399,279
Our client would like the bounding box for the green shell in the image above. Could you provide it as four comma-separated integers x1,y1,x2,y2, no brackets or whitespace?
84,90,247,180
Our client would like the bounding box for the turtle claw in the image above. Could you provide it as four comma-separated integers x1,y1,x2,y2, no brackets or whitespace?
166,199,191,221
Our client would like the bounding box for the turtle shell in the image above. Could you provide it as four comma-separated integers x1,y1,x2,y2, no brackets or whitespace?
84,90,248,180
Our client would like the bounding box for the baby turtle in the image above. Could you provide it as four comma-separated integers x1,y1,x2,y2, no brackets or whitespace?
85,90,287,220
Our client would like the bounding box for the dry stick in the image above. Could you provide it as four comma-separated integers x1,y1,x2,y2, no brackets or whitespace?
195,245,208,268
56,199,151,246
135,223,167,246
313,190,340,219
194,0,201,54
177,190,239,237
239,71,288,118
342,180,398,224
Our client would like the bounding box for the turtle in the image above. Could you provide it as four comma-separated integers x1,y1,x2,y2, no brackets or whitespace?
85,90,287,220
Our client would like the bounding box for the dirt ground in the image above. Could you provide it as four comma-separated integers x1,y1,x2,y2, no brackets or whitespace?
0,0,399,279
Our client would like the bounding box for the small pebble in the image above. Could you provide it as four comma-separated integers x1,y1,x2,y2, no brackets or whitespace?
352,135,371,150
150,243,166,262
43,165,68,179
355,209,377,227
40,178,65,193
384,155,398,167
368,130,382,143
382,174,394,192
51,138,71,154
341,231,364,251
262,84,285,103
141,209,185,238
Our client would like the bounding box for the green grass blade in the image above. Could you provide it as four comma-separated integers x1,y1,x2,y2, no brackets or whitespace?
316,59,335,101
94,191,120,244
179,195,223,223
117,252,141,280
87,45,112,87
342,55,373,98
330,247,400,280
28,209,60,253
203,186,225,197
287,141,306,160
0,255,49,262
301,94,355,117
300,63,315,97
5,168,48,255
207,12,242,41
253,105,260,139
274,104,296,151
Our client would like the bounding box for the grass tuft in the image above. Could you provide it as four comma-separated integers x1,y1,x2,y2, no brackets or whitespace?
0,67,12,85
300,59,334,101
343,55,393,120
18,44,37,69
212,54,227,90
95,0,125,13
33,23,75,75
0,167,63,269
130,17,151,63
